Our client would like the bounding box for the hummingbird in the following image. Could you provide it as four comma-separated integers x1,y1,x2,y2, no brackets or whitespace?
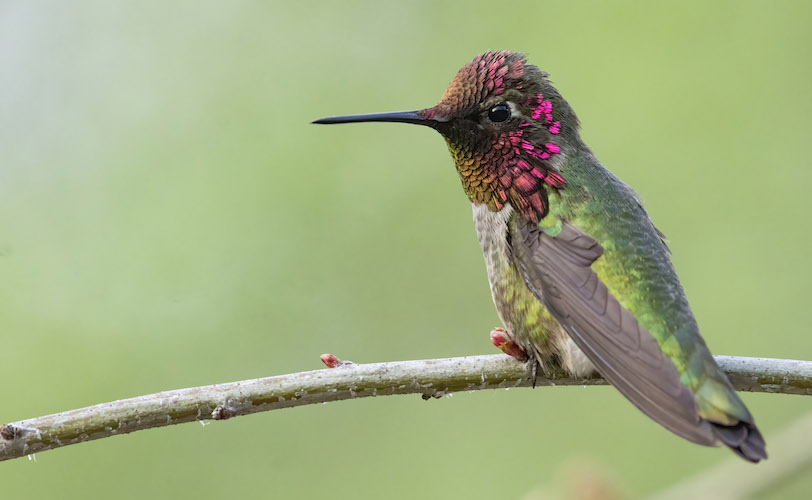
314,51,766,462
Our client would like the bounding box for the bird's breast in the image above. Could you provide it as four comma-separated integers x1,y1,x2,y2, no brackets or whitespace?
472,203,513,271
471,203,566,363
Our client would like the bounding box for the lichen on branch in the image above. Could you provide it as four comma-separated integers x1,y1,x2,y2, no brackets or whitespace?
1,354,810,462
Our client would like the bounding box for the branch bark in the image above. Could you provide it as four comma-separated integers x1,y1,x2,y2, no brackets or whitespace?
1,354,810,462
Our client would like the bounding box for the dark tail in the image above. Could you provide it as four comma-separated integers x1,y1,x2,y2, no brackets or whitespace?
711,421,767,463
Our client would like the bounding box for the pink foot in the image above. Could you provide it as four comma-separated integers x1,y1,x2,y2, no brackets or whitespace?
490,328,528,362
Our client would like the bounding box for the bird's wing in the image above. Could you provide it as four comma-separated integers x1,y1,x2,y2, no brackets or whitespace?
509,217,717,445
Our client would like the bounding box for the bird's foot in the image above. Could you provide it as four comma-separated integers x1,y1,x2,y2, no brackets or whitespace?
489,328,528,362
488,329,543,387
529,357,541,388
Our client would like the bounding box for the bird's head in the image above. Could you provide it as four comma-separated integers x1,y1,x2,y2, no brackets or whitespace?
314,51,580,222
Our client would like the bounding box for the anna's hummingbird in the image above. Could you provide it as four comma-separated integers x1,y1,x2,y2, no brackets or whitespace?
314,51,766,462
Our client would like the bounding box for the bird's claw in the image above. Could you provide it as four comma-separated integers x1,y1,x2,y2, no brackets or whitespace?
488,329,541,387
529,358,539,388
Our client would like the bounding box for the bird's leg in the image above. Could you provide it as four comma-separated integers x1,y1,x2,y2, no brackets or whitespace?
489,328,543,387
529,355,540,388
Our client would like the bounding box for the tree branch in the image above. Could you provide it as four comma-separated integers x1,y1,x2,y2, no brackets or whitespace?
1,354,810,462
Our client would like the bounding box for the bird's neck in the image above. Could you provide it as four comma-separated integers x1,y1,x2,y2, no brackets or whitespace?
450,135,591,223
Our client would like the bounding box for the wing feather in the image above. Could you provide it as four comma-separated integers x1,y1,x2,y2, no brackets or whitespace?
509,218,717,445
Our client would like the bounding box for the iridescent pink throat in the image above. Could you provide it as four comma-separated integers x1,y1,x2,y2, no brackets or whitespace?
485,93,565,223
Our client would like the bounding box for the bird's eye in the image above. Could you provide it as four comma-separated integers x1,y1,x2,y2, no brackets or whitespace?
488,104,511,123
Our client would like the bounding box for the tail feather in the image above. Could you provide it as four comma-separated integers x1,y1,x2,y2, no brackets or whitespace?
711,421,767,463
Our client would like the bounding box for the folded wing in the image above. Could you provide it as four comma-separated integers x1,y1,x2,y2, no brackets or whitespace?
509,218,717,446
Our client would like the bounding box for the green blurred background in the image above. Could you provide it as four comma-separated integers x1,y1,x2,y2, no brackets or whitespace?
1,1,810,498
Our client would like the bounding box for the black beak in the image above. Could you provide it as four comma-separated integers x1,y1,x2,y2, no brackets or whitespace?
312,109,444,127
